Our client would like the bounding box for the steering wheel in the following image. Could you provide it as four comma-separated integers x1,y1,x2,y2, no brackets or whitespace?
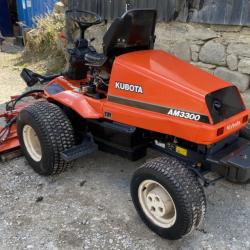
66,10,102,30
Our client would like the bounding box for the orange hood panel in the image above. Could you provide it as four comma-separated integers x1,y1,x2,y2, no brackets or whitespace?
108,50,231,116
115,50,229,95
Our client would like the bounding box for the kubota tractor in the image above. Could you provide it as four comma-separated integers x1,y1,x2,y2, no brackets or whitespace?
0,9,250,240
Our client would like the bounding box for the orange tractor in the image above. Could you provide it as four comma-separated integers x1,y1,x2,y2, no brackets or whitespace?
0,9,250,239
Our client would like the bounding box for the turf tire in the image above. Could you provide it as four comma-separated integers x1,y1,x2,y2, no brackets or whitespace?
131,156,206,240
17,101,75,176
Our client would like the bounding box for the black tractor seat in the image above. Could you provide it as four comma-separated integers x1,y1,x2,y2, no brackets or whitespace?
85,51,107,66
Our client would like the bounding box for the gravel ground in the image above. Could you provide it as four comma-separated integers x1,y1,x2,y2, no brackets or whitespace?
1,43,250,250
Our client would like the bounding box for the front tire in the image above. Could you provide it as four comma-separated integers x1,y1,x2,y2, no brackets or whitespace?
131,156,206,240
17,101,75,176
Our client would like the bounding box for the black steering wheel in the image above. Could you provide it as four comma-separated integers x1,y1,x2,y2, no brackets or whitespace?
66,10,102,31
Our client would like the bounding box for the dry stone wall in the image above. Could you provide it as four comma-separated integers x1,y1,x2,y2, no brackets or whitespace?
60,0,250,94
155,23,250,92
59,0,250,93
64,19,250,93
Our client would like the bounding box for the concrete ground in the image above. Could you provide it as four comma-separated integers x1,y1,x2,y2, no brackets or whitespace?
0,43,250,250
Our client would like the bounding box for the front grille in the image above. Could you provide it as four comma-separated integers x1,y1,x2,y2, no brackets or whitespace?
206,86,245,124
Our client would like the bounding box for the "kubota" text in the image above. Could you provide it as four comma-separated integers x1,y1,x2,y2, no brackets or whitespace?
115,81,143,94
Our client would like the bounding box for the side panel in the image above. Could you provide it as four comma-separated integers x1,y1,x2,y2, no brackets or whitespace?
105,50,249,144
103,99,249,145
46,90,103,119
108,59,209,117
107,50,231,117
44,77,104,119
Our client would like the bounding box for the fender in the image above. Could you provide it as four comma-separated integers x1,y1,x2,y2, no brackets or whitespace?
46,90,102,119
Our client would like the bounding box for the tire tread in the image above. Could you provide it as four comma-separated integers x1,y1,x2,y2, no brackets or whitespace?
131,156,206,239
18,101,75,175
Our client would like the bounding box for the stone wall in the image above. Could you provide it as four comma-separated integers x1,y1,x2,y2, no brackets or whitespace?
155,22,250,93
73,20,250,94
60,0,250,94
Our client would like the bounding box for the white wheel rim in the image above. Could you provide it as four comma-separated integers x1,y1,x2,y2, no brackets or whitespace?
23,125,42,162
138,180,177,228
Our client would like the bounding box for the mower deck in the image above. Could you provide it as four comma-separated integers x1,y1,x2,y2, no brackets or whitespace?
0,124,20,161
0,124,19,152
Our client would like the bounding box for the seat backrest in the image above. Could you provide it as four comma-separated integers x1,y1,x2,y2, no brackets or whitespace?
103,9,157,58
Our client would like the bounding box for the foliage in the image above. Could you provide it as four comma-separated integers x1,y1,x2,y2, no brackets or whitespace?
23,13,66,73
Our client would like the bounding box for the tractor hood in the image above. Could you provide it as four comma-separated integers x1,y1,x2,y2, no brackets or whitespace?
113,50,230,97
108,50,244,123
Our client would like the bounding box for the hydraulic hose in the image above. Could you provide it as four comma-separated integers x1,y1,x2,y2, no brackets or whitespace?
11,89,44,111
1,89,45,144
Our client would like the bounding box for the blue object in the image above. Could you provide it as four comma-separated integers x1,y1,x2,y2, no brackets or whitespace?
0,0,13,36
16,0,58,28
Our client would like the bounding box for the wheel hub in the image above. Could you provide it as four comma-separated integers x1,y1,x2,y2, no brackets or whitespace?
22,125,42,162
138,180,177,228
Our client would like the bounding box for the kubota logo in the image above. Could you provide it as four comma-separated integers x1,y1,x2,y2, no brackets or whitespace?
115,81,143,94
226,121,241,130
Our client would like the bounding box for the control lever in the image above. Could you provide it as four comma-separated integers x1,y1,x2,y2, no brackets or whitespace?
21,68,60,87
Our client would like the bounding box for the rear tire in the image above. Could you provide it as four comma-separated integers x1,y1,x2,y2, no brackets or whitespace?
131,156,206,240
17,101,75,176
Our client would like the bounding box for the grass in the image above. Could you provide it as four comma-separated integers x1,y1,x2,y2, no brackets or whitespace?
17,12,108,74
22,13,67,74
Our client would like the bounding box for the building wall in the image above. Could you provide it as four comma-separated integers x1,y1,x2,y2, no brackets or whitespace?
81,21,250,93
16,0,58,27
154,22,250,93
62,0,250,93
67,0,250,26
